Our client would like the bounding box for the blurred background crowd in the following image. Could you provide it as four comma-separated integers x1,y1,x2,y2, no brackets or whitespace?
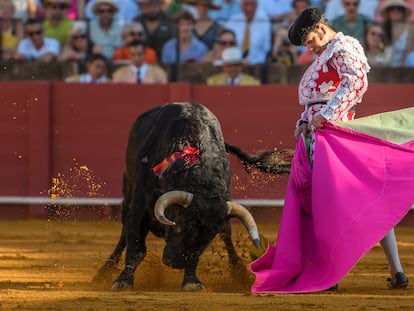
2,0,414,84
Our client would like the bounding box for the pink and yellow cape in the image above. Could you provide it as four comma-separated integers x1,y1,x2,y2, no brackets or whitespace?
250,107,414,293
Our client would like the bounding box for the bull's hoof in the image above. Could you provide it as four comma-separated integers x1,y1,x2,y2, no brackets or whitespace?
182,282,206,292
111,280,134,291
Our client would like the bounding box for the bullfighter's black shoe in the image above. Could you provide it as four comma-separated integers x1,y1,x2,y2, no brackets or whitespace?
324,284,338,292
387,272,409,289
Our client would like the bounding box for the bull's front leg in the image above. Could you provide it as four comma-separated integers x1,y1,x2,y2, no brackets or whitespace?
111,203,149,291
182,252,205,292
92,226,127,284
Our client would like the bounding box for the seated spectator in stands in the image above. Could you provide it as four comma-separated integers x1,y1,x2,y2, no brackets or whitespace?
201,27,236,63
208,0,241,25
225,0,272,64
161,10,208,63
182,0,223,50
42,0,74,49
0,0,24,62
14,17,60,61
376,0,414,22
207,46,260,85
379,0,414,66
58,20,101,62
89,0,123,60
325,0,379,21
332,0,372,43
112,39,168,83
364,22,393,66
268,25,298,65
134,0,175,61
112,21,158,64
65,52,110,82
84,0,139,25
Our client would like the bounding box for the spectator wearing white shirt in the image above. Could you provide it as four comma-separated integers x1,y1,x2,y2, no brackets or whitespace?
225,0,272,64
14,17,60,61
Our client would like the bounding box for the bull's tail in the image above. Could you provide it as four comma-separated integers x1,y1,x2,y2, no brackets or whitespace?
225,143,293,175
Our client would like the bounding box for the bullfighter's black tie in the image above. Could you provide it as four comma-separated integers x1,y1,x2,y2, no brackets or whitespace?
136,69,141,84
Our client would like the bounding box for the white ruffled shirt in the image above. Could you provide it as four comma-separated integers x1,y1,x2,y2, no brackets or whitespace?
297,32,371,126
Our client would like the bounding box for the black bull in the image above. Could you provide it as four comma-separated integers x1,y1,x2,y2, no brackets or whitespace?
93,102,292,291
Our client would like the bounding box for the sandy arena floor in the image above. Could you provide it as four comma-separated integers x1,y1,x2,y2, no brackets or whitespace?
0,218,413,310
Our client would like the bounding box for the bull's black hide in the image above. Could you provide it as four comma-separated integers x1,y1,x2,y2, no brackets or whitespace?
93,102,291,292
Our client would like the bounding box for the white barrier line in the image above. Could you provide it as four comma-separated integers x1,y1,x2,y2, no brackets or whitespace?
0,196,285,207
0,197,412,209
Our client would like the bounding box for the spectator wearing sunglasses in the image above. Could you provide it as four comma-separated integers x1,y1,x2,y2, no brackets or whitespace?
331,0,373,44
14,17,60,61
112,21,158,64
58,20,100,62
84,0,139,25
201,27,236,63
363,22,393,66
42,0,74,48
89,0,123,60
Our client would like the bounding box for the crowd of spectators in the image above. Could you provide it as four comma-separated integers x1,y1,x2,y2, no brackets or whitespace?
2,0,414,84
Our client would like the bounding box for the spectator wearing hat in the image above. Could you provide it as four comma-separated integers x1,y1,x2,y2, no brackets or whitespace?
112,39,167,83
84,0,139,25
65,52,110,82
14,17,60,61
225,0,272,65
331,0,373,44
206,46,260,85
161,10,208,63
379,0,414,66
112,21,158,64
58,20,101,62
42,0,74,48
376,0,414,22
134,0,175,60
182,0,224,50
89,0,123,60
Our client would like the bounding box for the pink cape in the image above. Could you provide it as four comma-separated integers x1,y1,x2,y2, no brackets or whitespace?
250,109,414,293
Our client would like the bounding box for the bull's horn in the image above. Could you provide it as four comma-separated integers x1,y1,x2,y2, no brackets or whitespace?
227,201,260,248
154,191,194,226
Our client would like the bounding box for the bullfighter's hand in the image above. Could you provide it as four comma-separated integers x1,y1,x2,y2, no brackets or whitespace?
309,114,327,131
294,123,309,141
